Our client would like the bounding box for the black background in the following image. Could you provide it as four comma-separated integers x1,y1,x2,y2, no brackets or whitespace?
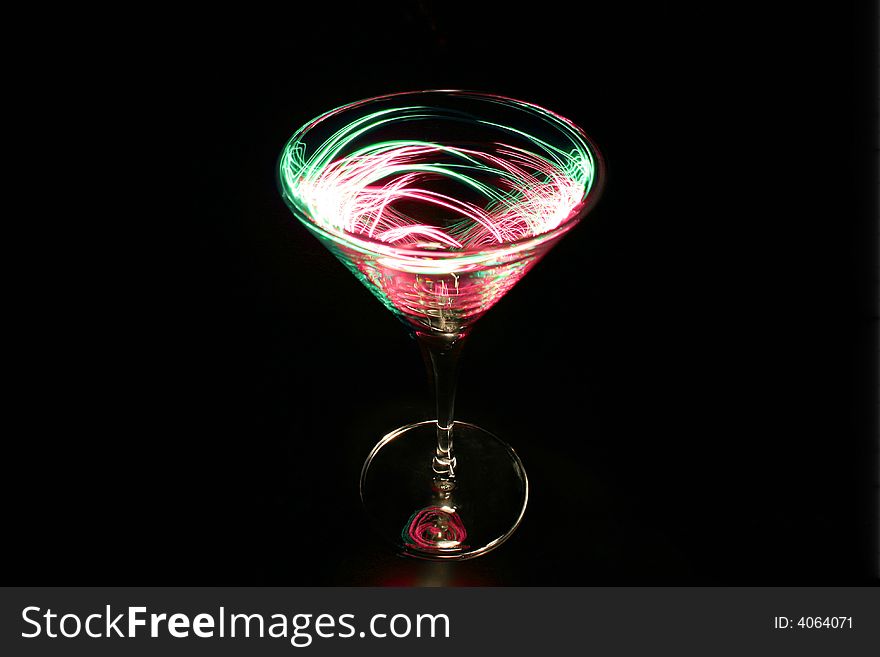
12,2,877,585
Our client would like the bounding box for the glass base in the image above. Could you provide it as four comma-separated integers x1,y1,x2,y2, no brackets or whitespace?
360,420,528,561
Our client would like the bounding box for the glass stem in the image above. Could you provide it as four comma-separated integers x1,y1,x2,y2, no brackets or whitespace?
417,330,467,481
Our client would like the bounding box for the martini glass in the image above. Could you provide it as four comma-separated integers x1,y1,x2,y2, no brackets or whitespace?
278,91,604,560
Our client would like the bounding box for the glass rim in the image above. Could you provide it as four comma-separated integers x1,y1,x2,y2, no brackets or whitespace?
277,89,606,260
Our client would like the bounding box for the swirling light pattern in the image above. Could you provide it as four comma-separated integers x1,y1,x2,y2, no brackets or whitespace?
279,92,601,331
403,505,468,551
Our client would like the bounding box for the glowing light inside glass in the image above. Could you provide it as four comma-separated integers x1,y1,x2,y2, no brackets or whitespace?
404,506,468,550
279,92,599,331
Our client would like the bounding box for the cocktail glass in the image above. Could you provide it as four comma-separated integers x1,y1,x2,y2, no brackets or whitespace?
278,91,604,560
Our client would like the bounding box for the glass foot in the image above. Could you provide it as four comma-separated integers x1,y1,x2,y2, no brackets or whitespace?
360,420,528,560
